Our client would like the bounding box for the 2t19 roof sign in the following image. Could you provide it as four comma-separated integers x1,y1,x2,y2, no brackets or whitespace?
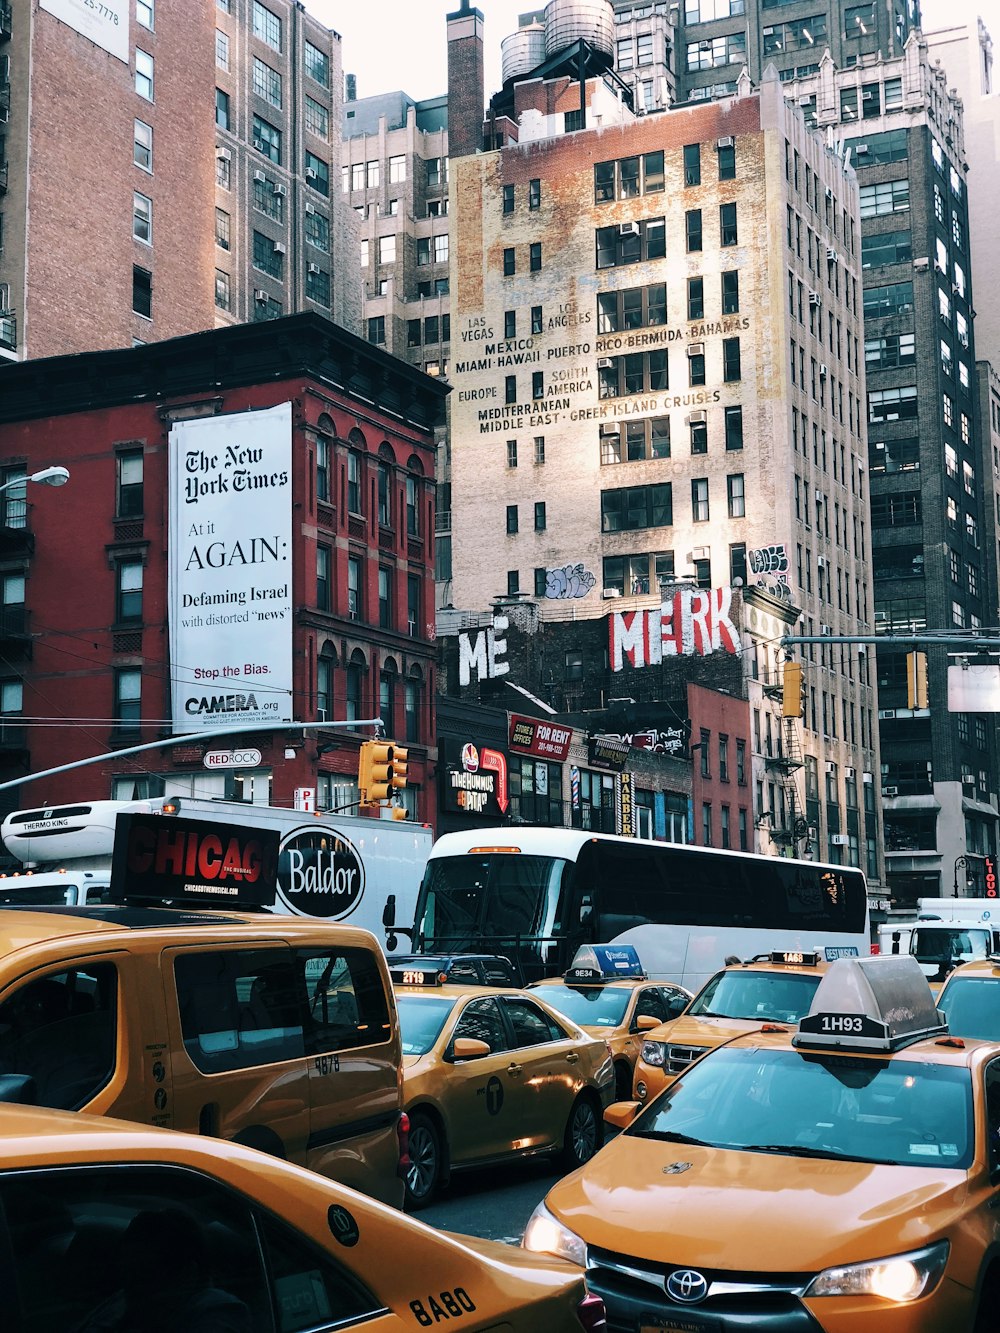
40,0,129,62
110,813,279,908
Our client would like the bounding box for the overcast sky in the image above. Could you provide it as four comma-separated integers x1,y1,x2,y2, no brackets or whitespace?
305,1,532,102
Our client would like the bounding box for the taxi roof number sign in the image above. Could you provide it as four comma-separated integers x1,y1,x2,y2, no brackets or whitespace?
565,944,646,982
794,955,946,1053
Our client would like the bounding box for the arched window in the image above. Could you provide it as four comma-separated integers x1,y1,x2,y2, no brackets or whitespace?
377,446,394,529
346,649,367,723
317,642,336,721
405,457,424,538
405,666,422,743
315,414,335,503
379,656,398,736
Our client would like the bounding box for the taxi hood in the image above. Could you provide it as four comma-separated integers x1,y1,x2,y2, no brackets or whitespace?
545,1133,969,1271
652,1014,767,1046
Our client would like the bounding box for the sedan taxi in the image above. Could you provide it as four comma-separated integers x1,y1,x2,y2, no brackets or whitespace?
395,974,615,1208
937,953,1000,1039
525,955,1000,1332
531,946,691,1099
0,1102,606,1333
632,949,832,1102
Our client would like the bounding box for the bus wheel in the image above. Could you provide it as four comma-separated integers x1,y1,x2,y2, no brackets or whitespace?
559,1095,602,1171
614,1062,633,1101
405,1112,441,1210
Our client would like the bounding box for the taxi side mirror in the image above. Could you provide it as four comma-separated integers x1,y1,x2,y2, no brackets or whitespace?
451,1037,491,1061
634,1013,662,1032
604,1101,640,1130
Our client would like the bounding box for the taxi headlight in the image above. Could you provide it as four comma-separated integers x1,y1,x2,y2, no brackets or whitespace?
805,1241,949,1303
522,1202,587,1267
640,1040,667,1068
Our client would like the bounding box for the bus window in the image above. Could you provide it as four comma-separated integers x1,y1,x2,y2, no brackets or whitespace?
480,857,568,947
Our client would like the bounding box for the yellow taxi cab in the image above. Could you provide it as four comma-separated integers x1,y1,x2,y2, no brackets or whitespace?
632,949,834,1104
393,970,615,1208
938,953,1000,1039
525,954,1000,1332
0,1101,608,1332
0,876,406,1207
530,945,691,1100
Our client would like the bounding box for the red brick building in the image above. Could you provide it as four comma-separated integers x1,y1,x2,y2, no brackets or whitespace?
0,313,446,822
688,683,753,853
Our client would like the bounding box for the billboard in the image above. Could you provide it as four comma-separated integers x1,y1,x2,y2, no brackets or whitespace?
40,0,129,62
169,403,293,733
110,813,279,907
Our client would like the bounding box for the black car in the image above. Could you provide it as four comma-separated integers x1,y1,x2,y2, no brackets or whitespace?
388,953,519,987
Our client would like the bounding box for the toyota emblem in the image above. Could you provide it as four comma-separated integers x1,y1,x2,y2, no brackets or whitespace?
662,1160,693,1174
666,1269,709,1304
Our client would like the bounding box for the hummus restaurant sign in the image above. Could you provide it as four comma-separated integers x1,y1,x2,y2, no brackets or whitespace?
442,744,509,816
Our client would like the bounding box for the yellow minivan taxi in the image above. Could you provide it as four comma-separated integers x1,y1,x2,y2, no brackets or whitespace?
526,955,1000,1332
0,902,407,1207
0,1102,608,1332
937,954,1000,1040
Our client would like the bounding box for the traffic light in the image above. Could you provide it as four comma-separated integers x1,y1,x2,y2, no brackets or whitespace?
781,660,803,718
390,745,408,792
367,741,394,804
906,650,929,710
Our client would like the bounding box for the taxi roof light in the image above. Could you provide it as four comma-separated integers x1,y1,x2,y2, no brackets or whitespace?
564,943,646,982
794,955,947,1054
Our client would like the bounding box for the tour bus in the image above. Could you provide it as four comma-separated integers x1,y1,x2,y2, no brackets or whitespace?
385,828,871,992
1,797,432,951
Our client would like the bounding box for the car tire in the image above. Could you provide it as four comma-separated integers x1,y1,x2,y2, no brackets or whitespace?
405,1112,441,1211
559,1095,602,1172
614,1062,632,1102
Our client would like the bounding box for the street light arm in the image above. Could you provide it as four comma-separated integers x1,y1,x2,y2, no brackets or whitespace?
0,466,71,497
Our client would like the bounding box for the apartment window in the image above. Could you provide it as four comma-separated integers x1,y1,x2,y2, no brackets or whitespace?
405,675,420,742
531,305,543,335
134,119,153,171
253,115,281,164
132,192,152,244
115,668,142,729
252,231,283,279
506,505,519,535
532,371,544,400
406,574,421,640
377,461,392,527
378,235,395,265
597,351,668,399
137,0,154,27
135,49,154,101
252,57,281,107
687,277,704,320
701,803,712,847
378,567,392,628
859,179,909,218
427,157,446,187
379,670,395,735
304,39,329,86
389,154,406,183
727,473,745,518
534,568,547,598
252,1,281,51
692,478,710,522
505,377,517,404
132,267,152,318
214,269,230,311
725,405,743,451
601,417,670,465
214,87,231,130
315,435,329,503
503,248,515,276
597,283,666,333
216,153,231,189
115,560,143,624
117,451,143,518
683,143,701,186
722,337,741,381
345,651,364,720
534,501,546,531
529,178,541,209
305,96,329,139
316,649,332,722
305,209,329,251
367,316,385,345
596,218,665,270
686,209,702,252
530,242,542,272
305,151,329,195
214,207,230,251
507,570,520,596
721,270,739,314
316,545,331,611
689,351,706,387
503,184,514,214
600,484,672,532
690,418,708,454
718,140,736,179
534,437,545,464
347,556,361,619
215,28,229,69
730,542,747,584
720,202,738,245
507,440,517,468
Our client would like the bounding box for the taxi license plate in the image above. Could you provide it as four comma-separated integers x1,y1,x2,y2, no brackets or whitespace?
640,1318,719,1333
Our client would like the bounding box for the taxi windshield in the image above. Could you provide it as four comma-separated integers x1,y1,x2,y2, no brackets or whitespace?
396,995,455,1056
688,969,820,1024
938,976,1000,1041
629,1047,974,1169
538,984,632,1028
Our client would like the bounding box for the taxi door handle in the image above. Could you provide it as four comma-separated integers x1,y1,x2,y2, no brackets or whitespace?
565,1053,580,1064
507,1062,523,1076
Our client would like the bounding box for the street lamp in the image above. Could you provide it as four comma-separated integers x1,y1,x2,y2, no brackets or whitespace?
0,466,70,496
953,855,975,896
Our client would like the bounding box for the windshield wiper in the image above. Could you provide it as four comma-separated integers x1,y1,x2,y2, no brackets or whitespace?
633,1130,714,1147
740,1143,885,1164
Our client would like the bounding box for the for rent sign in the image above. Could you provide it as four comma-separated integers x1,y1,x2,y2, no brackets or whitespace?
168,403,293,732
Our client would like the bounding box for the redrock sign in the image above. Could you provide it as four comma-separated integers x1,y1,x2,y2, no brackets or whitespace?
110,813,278,907
609,586,741,672
277,827,365,920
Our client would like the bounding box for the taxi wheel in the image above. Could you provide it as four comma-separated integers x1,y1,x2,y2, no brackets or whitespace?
405,1112,442,1210
559,1094,602,1171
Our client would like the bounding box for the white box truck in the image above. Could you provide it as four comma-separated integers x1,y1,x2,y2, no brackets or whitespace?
0,796,432,952
878,896,1000,982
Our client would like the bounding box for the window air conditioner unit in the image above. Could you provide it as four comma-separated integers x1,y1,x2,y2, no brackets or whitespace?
882,785,898,798
862,90,876,100
273,241,286,254
618,221,640,236
826,247,837,262
825,187,835,200
821,623,833,634
687,342,705,357
855,144,869,154
252,139,266,153
688,409,708,423
819,363,828,377
597,357,615,369
912,257,929,271
826,761,836,774
602,587,622,598
862,771,873,783
308,262,321,274
253,170,267,183
305,202,316,215
599,423,620,437
816,555,827,568
717,136,734,148
254,290,269,303
217,147,232,161
962,773,976,785
692,546,710,560
831,833,849,845
845,767,855,778
273,183,287,197
814,489,824,502
809,291,820,306
306,167,319,179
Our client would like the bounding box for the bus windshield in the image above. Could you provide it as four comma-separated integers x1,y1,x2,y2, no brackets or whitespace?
416,854,570,967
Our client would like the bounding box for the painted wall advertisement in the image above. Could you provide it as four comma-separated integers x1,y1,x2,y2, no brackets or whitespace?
40,0,129,61
168,403,293,733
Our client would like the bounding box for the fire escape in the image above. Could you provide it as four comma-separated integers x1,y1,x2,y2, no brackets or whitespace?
760,662,810,856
